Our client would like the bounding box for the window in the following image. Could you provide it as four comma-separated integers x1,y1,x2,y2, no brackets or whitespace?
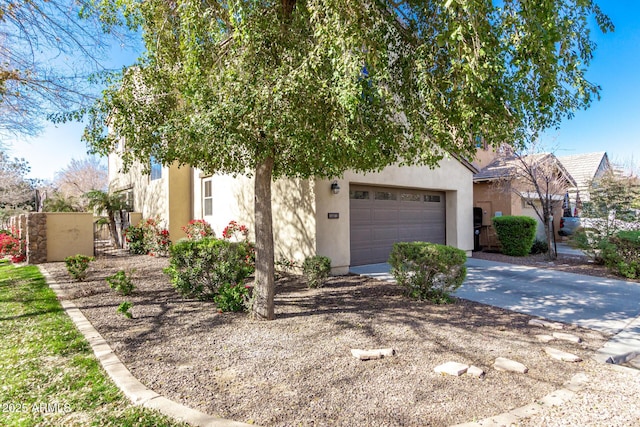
400,193,421,202
375,191,397,201
150,156,162,181
424,195,441,203
349,190,370,200
203,179,213,216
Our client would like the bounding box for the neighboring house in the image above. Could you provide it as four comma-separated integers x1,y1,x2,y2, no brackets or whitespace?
109,147,477,274
557,152,611,215
472,148,576,248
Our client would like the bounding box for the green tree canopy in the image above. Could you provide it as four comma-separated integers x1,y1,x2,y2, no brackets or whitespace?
84,0,612,319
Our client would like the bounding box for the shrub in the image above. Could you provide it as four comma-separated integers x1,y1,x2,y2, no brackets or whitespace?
117,301,133,318
492,216,537,256
123,224,146,254
164,237,255,300
106,270,136,295
388,242,466,304
600,230,640,279
64,254,95,281
214,282,250,312
530,239,549,255
182,219,215,240
124,218,171,256
302,255,331,288
0,230,25,263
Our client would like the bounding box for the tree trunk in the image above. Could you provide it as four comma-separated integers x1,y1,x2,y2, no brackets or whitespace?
107,212,122,249
544,215,557,260
252,156,276,320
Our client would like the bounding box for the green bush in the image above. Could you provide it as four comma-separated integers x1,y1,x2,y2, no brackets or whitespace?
106,270,136,296
600,230,640,279
493,216,537,256
123,224,146,254
214,282,250,312
164,237,255,300
302,255,331,288
64,254,95,281
530,239,549,255
388,242,466,304
117,301,133,318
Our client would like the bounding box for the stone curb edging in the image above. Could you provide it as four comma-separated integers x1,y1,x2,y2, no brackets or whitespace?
38,266,254,427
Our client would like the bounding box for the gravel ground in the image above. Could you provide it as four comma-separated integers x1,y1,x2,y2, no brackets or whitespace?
42,252,639,427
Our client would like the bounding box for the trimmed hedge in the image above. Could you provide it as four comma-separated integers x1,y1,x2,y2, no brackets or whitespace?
164,237,254,300
493,216,537,256
388,242,466,304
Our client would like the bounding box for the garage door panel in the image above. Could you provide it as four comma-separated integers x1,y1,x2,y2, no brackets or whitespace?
350,185,446,266
372,208,398,222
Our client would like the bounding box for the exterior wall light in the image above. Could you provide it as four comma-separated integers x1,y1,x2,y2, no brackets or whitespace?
330,180,341,195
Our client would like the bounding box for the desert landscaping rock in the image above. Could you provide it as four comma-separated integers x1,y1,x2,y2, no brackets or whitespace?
536,334,555,343
41,255,611,427
494,357,529,373
544,347,583,362
552,332,582,343
466,366,485,378
350,348,395,360
434,362,469,376
529,319,564,330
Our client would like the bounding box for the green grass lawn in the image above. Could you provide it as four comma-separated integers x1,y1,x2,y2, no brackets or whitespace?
0,259,187,427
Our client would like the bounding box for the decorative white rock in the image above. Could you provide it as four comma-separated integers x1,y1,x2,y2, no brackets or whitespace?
536,334,555,343
434,361,469,376
552,332,582,343
350,348,395,361
529,319,564,330
544,347,583,362
466,365,485,378
494,357,528,373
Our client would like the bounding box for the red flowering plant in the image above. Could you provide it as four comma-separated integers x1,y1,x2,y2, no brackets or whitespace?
0,229,26,263
221,220,255,269
182,219,215,241
127,217,171,257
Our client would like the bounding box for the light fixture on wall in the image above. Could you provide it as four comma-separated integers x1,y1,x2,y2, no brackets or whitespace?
330,180,341,195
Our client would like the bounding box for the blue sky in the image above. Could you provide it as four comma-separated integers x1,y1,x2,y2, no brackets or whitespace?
6,2,640,180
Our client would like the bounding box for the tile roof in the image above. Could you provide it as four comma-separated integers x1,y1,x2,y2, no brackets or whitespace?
558,152,610,189
474,153,552,181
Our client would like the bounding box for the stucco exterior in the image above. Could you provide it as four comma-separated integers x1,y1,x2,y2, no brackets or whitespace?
473,181,563,248
45,213,94,261
110,151,474,274
192,157,475,274
109,152,191,240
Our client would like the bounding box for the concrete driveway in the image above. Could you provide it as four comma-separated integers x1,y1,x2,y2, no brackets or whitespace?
350,258,640,364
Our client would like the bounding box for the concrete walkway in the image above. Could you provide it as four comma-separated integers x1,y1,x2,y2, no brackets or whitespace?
350,257,640,365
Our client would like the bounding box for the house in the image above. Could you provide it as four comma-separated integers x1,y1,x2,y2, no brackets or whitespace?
472,147,576,248
557,152,611,215
109,150,477,274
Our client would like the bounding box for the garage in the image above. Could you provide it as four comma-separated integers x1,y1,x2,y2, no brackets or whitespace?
349,185,446,265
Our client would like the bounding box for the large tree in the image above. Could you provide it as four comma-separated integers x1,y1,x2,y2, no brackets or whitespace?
85,0,612,319
0,0,136,137
50,157,108,210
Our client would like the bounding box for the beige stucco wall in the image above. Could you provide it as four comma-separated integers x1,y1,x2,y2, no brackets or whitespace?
45,213,94,261
473,181,564,246
193,172,317,263
108,152,191,241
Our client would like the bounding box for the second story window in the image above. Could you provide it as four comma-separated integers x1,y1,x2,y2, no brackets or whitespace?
150,156,162,181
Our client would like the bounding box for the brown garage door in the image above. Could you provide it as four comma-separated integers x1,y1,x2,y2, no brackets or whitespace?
349,185,446,266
